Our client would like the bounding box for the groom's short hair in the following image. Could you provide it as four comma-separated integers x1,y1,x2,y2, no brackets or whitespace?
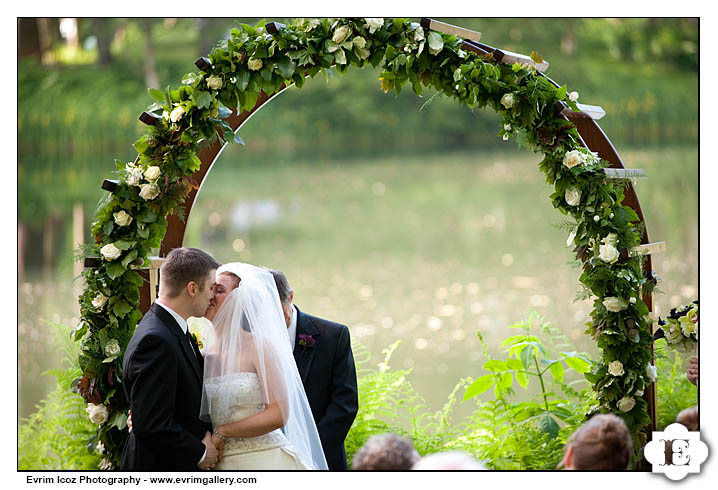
268,269,292,306
161,247,220,297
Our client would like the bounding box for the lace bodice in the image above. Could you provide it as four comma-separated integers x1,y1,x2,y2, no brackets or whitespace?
204,372,290,457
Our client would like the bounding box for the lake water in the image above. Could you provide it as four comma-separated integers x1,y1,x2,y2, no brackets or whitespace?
17,146,698,422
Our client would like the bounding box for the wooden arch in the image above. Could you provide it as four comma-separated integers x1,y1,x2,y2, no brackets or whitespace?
133,19,660,431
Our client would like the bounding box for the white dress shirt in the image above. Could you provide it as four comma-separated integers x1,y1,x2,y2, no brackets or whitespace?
287,304,298,351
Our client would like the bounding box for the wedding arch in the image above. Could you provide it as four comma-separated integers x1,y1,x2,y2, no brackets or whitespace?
78,18,664,468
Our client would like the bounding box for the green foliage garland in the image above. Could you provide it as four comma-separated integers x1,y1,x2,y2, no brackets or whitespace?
76,17,655,467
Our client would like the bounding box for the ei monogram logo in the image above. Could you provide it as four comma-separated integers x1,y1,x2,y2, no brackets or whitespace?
644,423,708,481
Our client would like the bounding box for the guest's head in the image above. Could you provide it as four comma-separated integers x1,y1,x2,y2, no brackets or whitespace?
676,406,698,431
351,434,420,470
159,247,220,318
411,451,485,470
562,414,633,470
204,271,240,321
268,269,294,328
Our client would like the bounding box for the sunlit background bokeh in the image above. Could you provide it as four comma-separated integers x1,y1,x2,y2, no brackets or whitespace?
18,18,698,422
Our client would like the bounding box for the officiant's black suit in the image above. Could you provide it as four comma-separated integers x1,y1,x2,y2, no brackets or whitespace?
120,303,211,471
293,306,358,470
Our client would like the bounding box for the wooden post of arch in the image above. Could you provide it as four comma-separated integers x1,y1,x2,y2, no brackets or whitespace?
137,86,289,311
138,21,658,435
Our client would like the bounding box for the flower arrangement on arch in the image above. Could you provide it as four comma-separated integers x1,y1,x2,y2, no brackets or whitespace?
658,300,698,354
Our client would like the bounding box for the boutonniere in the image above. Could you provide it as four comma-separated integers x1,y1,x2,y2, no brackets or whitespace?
298,333,316,349
190,331,203,350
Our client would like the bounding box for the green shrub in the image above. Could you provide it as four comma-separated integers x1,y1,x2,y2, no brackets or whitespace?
18,323,101,470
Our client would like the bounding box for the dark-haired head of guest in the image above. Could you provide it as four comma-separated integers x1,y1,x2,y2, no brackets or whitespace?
561,413,633,470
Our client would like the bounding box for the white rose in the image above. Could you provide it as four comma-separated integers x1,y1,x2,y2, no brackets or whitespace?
100,243,122,261
646,363,658,382
332,25,351,44
504,123,512,131
86,403,109,425
206,75,223,90
139,183,160,201
568,91,579,102
247,58,263,71
503,134,509,141
125,166,144,187
113,210,133,227
352,36,367,49
169,105,185,123
594,215,600,222
364,18,384,34
630,297,637,304
617,396,636,412
501,93,516,109
96,441,105,453
162,110,170,120
562,150,584,169
92,293,108,309
565,187,582,206
105,339,121,358
608,360,625,377
144,166,161,182
635,389,644,397
603,297,626,313
414,27,425,42
599,243,620,264
99,457,114,470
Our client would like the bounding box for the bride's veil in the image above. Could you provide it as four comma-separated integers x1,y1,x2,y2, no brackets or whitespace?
199,262,328,470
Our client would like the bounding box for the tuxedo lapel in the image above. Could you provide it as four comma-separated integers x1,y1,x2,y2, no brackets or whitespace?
293,306,319,383
150,303,203,385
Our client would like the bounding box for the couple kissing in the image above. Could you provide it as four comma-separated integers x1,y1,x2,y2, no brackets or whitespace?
120,247,358,471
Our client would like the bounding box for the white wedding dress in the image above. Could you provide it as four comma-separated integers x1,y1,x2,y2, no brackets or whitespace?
204,372,314,470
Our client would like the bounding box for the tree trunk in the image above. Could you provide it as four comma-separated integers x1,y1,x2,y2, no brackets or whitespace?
17,18,42,61
141,19,159,89
93,18,114,66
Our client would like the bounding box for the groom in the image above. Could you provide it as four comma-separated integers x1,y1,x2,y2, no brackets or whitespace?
121,247,221,471
269,270,359,470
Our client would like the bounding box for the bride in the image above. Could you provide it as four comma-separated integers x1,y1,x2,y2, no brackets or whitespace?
200,262,327,470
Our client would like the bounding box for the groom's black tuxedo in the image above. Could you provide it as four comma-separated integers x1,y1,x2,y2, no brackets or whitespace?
120,303,211,471
293,306,358,470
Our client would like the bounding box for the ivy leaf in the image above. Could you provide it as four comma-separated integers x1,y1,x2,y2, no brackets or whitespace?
463,374,495,400
113,240,135,250
234,133,245,145
148,88,166,103
193,90,213,109
121,249,139,268
112,300,133,319
105,262,126,280
427,31,444,55
556,85,567,101
136,208,157,224
133,136,149,154
277,59,297,79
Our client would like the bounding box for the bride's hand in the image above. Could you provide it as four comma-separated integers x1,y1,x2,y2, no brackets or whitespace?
211,431,226,463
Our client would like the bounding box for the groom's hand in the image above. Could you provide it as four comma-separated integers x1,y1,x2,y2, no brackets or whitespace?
198,432,219,470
